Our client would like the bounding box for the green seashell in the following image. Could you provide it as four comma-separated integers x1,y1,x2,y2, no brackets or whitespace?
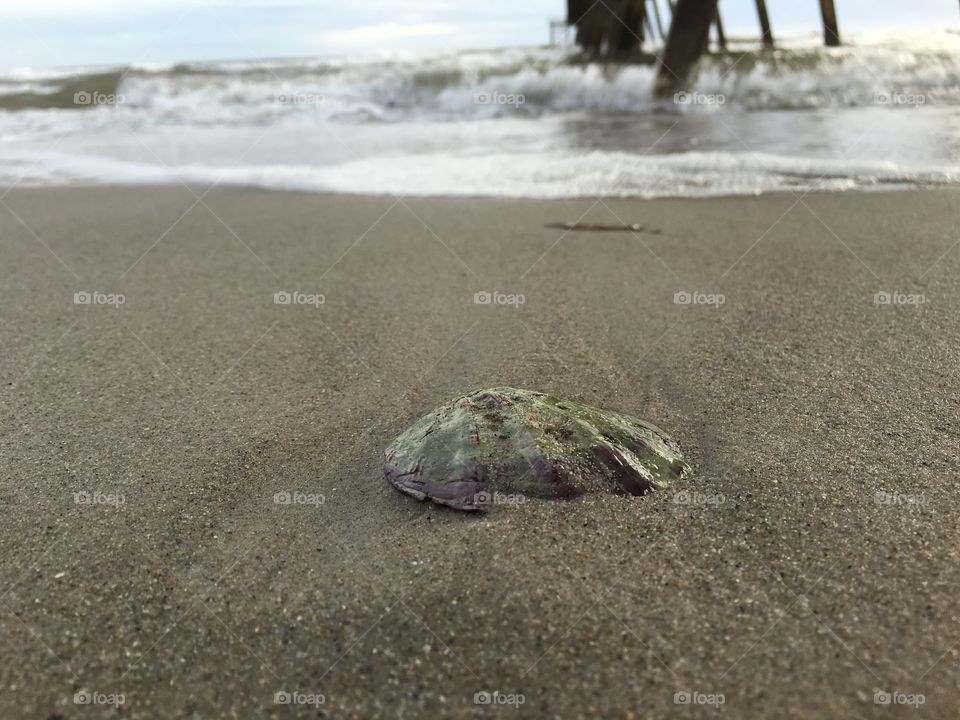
384,387,691,512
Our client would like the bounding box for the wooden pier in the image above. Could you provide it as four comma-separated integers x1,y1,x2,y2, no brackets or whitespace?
566,0,844,97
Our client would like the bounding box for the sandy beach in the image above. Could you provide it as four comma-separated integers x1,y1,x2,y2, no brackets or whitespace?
2,185,959,718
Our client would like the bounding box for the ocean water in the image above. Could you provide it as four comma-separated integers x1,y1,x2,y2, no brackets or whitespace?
1,29,959,198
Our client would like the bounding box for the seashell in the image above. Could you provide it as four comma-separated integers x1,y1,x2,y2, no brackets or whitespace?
384,387,691,512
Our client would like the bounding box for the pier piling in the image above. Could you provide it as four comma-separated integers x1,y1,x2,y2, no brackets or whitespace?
653,0,718,98
713,6,727,50
818,0,841,46
755,0,774,48
568,0,646,57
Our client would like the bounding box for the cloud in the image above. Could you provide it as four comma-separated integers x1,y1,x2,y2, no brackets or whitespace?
0,0,162,14
313,22,456,46
0,0,282,16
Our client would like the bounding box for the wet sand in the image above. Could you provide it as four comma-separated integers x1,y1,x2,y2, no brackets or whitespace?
1,186,959,718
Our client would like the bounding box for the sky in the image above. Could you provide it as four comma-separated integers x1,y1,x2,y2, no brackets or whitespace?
0,0,956,69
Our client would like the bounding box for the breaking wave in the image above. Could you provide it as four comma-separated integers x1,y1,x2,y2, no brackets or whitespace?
0,29,958,198
1,30,958,116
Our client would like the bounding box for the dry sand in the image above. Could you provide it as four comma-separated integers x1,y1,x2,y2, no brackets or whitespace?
1,186,959,718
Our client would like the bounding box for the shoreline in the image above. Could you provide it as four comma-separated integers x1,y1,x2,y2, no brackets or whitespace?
2,186,959,718
5,179,960,202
